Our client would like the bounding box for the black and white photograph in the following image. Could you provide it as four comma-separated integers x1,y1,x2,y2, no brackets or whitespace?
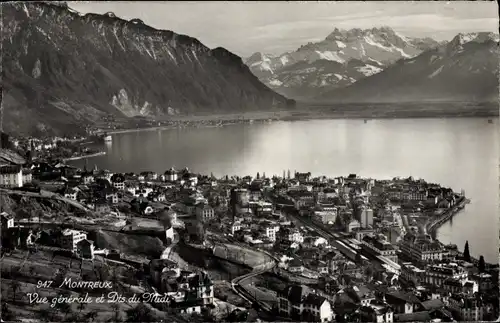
0,1,499,322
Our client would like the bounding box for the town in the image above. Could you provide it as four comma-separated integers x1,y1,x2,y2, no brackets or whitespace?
0,138,498,323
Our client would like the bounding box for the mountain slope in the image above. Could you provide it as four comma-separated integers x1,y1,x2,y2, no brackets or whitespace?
317,32,499,103
245,27,442,99
1,2,294,137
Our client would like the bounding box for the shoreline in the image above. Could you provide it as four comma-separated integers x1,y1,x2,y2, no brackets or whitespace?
96,111,498,136
426,196,470,236
425,197,496,266
63,151,107,161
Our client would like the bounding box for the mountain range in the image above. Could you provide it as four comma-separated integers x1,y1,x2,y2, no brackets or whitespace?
245,28,498,103
245,27,445,99
318,32,499,103
1,2,294,137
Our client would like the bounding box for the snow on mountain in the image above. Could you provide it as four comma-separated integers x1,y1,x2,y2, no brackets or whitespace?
356,64,383,77
246,26,441,100
319,31,499,103
314,51,345,63
265,59,384,100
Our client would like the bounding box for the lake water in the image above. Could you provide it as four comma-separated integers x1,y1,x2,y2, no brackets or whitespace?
71,118,499,263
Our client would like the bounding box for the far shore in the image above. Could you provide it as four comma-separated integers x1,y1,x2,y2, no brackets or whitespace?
63,151,106,161
96,105,498,136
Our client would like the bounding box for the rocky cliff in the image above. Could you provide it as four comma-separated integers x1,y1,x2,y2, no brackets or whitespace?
1,2,294,136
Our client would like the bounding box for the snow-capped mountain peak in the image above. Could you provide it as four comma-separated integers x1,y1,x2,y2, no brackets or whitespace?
446,32,499,54
245,27,443,100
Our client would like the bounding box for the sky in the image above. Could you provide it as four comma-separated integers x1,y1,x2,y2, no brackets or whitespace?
69,1,498,57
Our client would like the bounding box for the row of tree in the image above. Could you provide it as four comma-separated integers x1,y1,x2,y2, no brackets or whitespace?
463,240,486,272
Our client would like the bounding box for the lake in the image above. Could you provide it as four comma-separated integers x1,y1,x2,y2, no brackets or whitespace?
71,117,499,263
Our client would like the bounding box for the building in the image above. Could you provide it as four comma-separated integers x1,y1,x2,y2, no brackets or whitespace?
424,263,468,286
59,229,87,252
229,221,241,235
105,192,119,204
158,269,214,311
443,278,478,295
110,174,125,190
262,222,279,242
385,291,421,314
0,165,24,188
76,239,95,259
165,226,175,241
82,173,95,185
400,233,444,263
95,200,111,213
295,172,311,182
63,187,78,201
314,206,337,224
278,285,334,322
354,228,375,242
279,227,304,244
400,262,426,286
22,169,33,185
195,204,215,222
361,234,398,263
358,303,394,323
164,167,178,182
448,295,485,321
1,212,15,230
346,219,361,233
360,208,373,229
255,201,273,217
288,191,315,209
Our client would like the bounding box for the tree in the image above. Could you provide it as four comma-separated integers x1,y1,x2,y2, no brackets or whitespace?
52,293,73,319
463,240,471,262
10,280,21,301
1,302,15,322
364,266,374,281
111,268,121,292
77,300,87,315
355,252,362,264
195,221,205,243
478,255,486,272
28,266,36,277
256,172,260,179
38,307,53,322
85,310,99,322
109,303,122,322
125,303,156,322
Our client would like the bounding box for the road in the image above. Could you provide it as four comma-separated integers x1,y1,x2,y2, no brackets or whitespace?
231,265,275,313
0,188,89,211
218,238,278,314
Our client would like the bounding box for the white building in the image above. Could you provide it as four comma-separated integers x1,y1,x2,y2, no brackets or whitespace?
60,229,87,252
424,263,468,286
0,165,24,188
165,226,175,241
263,223,279,242
360,208,373,228
195,204,215,222
164,167,178,182
278,285,333,322
1,212,15,229
361,234,398,263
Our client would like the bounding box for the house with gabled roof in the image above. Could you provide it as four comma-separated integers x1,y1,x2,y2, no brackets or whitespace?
277,284,333,322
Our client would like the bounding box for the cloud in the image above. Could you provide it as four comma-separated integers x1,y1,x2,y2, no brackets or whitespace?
69,1,498,56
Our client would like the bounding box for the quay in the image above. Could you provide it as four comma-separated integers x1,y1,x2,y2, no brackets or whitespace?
63,151,106,161
426,196,470,236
